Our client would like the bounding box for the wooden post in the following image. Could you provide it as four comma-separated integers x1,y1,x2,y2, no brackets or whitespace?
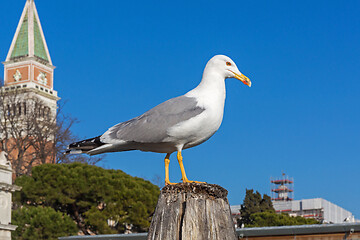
147,183,237,240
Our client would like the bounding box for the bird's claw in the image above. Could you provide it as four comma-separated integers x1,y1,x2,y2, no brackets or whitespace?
165,181,177,185
182,179,206,184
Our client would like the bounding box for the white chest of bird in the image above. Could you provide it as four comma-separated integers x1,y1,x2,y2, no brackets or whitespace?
167,74,227,150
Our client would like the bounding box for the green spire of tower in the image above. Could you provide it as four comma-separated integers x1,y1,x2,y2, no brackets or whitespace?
6,0,52,65
33,11,49,61
10,12,29,59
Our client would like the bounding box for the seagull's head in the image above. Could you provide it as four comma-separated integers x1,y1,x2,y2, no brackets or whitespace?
207,55,251,87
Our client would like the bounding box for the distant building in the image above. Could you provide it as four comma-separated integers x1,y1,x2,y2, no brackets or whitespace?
230,174,357,225
270,174,356,223
271,174,294,201
230,198,356,227
273,198,356,224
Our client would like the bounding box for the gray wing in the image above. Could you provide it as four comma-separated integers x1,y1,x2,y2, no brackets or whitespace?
103,95,205,143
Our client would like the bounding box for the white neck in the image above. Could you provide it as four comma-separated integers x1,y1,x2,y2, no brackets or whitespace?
185,69,226,109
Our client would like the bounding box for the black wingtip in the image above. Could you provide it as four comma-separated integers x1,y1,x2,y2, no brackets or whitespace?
67,136,104,153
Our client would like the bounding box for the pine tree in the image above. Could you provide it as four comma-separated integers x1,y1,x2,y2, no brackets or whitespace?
14,163,160,235
239,189,275,226
12,206,77,240
238,189,319,228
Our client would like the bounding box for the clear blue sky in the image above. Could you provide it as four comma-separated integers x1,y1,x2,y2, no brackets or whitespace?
1,1,359,218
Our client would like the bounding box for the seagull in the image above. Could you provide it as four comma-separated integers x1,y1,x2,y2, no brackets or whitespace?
67,55,251,185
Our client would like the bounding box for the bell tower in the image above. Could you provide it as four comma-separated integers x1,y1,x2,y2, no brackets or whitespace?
1,0,59,177
2,0,59,115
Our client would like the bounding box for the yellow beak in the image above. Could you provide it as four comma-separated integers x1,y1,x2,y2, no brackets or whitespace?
234,72,251,87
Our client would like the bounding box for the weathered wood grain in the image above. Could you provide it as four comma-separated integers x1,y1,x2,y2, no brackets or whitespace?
147,183,236,240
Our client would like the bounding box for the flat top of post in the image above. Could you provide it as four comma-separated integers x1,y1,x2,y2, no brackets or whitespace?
162,183,228,200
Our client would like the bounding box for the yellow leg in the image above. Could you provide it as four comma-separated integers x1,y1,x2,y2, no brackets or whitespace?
164,153,176,185
177,150,205,184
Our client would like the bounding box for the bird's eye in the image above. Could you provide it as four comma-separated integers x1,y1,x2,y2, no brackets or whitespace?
226,62,231,66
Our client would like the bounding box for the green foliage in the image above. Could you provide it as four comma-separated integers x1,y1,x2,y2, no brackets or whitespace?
239,189,275,226
12,206,77,240
238,189,319,228
14,163,160,235
248,212,320,227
